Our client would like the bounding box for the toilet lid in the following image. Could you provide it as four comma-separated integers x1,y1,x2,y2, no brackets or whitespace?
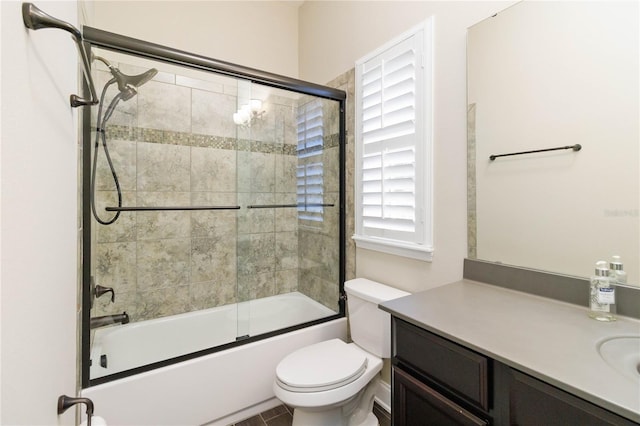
276,339,368,393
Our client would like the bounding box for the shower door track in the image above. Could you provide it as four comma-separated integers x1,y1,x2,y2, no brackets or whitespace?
82,27,346,102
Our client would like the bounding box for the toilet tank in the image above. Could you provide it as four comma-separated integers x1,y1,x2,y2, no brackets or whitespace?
345,278,410,358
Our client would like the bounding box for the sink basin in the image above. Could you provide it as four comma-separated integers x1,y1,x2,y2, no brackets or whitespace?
597,336,640,381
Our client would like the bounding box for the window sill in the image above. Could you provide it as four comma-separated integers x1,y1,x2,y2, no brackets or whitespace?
352,235,433,262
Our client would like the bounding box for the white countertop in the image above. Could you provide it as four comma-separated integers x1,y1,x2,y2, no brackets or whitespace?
380,280,640,423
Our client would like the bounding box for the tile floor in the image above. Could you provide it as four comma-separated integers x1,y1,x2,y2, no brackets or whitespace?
231,402,391,426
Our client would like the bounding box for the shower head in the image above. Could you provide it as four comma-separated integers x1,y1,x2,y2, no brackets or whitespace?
92,54,158,100
119,86,138,102
110,66,158,94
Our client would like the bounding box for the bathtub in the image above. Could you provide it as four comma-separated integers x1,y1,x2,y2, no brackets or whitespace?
83,292,347,425
90,291,336,379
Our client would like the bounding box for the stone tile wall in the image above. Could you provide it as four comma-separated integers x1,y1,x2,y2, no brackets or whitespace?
326,68,356,284
91,60,343,323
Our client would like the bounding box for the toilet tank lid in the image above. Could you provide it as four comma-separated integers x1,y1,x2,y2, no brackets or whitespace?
344,278,410,304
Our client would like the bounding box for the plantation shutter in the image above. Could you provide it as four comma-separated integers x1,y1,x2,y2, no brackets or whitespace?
359,34,423,243
297,100,324,222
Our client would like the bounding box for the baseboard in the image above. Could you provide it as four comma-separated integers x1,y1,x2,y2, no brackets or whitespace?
374,380,391,413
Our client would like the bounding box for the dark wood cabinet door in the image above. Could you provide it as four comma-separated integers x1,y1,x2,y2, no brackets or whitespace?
509,370,638,426
393,366,489,426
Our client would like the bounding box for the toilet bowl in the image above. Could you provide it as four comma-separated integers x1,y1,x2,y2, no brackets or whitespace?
273,278,409,426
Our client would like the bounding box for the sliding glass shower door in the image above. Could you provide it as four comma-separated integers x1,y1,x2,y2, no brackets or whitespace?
84,44,344,385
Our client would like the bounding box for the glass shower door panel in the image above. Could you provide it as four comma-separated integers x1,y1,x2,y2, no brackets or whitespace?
235,78,254,341
236,82,342,339
296,96,342,317
88,49,242,379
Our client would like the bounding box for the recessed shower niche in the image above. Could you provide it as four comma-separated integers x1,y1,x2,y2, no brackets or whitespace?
82,31,345,386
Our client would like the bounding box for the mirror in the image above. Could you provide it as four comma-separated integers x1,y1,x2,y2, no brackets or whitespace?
467,1,638,285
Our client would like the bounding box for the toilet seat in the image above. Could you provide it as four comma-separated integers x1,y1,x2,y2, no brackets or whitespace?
276,339,368,393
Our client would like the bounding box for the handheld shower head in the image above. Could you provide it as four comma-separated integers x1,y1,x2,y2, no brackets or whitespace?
119,86,138,102
92,54,158,100
90,56,157,226
110,67,158,93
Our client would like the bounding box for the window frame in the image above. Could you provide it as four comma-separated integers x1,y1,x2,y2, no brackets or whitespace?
353,18,434,261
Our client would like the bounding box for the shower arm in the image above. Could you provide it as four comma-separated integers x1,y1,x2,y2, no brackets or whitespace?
22,3,99,108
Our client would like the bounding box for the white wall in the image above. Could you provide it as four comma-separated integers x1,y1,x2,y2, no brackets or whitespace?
93,1,300,78
299,1,512,293
1,1,79,424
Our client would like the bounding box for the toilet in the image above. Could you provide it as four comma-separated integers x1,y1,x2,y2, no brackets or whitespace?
273,278,409,426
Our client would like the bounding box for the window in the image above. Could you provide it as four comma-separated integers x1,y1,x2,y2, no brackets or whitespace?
297,99,324,222
353,19,433,261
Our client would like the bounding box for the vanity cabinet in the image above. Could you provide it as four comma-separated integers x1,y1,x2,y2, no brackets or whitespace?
391,318,637,426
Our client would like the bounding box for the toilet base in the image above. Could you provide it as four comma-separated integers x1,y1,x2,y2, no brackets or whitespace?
357,412,379,426
292,407,343,426
292,409,378,426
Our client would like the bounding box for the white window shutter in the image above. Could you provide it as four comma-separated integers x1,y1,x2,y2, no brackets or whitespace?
354,19,433,261
297,100,324,221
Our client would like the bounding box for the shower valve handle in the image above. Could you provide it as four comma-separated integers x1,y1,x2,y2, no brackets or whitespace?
94,285,115,303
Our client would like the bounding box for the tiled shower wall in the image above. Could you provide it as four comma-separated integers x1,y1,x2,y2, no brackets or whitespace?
91,60,341,322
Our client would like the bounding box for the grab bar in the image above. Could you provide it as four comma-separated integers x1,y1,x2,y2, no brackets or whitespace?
489,144,581,161
247,203,335,209
105,205,241,212
106,205,333,211
22,3,99,107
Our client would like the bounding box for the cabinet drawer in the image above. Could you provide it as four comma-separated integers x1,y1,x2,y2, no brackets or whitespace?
394,319,490,411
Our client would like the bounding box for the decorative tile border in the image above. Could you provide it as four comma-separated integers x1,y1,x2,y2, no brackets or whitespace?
104,123,337,157
467,103,477,259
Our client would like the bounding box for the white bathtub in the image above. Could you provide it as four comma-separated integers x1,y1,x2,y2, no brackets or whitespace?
83,292,347,425
91,291,336,379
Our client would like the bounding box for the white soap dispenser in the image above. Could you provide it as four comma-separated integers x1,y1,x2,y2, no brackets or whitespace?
589,260,616,321
609,255,627,285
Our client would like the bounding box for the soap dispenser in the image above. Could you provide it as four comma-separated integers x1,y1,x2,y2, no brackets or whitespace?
589,260,616,322
609,255,627,285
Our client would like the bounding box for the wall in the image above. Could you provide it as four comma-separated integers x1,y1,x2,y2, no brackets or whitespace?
91,56,342,325
0,1,521,422
91,59,298,321
90,0,504,306
93,1,300,78
299,1,512,293
1,1,79,424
